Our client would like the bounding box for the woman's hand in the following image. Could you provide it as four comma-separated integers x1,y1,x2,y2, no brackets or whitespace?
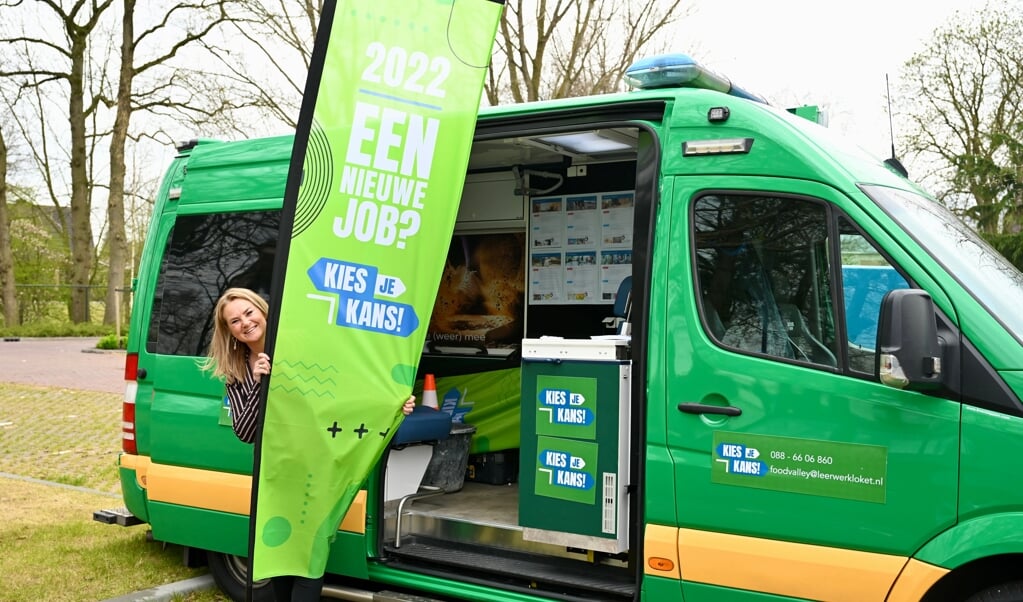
253,352,271,382
402,395,416,416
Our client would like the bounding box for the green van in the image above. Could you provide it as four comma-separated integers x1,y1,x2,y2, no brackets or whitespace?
98,55,1023,601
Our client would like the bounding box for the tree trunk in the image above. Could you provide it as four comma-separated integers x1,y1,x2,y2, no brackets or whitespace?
0,128,17,327
104,0,134,327
68,32,94,324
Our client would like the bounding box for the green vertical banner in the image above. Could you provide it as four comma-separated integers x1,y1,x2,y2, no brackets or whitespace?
251,0,503,581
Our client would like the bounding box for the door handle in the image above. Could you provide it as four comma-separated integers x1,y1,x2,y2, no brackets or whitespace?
677,402,741,417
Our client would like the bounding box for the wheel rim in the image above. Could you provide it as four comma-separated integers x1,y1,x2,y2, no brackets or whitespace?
224,554,271,588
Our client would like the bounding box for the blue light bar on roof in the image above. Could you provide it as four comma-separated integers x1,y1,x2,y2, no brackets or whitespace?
624,53,768,105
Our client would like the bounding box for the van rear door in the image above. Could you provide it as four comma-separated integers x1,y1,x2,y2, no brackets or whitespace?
136,207,280,551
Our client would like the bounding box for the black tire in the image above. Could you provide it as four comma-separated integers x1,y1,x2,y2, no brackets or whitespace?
207,551,275,602
966,581,1023,602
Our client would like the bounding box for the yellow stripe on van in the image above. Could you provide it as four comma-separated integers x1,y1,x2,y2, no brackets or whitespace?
120,453,151,489
644,524,681,579
887,559,948,602
678,528,906,601
120,454,367,533
146,461,252,515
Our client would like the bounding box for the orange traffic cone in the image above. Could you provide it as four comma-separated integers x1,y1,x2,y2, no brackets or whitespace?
422,374,439,410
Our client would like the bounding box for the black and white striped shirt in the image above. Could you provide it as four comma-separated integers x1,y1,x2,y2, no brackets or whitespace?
226,352,260,444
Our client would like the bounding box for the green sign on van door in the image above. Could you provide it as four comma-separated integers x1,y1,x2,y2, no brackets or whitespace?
711,431,889,504
252,0,502,581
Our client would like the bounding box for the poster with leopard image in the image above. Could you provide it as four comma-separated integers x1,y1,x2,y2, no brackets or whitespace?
427,233,526,354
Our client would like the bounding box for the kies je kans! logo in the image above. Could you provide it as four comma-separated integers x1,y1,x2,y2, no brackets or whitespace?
715,442,768,477
538,387,593,426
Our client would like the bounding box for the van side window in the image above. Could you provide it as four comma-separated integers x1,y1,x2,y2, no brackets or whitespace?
693,194,838,367
146,210,280,357
838,217,909,373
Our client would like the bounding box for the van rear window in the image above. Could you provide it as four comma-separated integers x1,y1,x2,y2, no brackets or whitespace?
146,210,281,356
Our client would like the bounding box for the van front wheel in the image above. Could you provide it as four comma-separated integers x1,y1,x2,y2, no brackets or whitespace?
207,551,275,602
966,582,1023,602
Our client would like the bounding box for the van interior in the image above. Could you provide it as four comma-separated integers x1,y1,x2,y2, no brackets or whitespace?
376,124,645,601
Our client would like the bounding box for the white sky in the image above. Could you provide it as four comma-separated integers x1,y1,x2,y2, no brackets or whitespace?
674,0,990,163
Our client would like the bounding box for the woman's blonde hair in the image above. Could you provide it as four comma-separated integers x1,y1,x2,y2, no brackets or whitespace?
202,287,269,385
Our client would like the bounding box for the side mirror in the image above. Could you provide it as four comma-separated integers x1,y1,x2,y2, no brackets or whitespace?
876,289,942,390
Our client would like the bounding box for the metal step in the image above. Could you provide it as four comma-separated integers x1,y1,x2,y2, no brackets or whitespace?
319,584,446,601
384,537,635,601
93,507,143,527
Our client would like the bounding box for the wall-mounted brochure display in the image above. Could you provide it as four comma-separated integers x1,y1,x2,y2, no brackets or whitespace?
529,190,634,305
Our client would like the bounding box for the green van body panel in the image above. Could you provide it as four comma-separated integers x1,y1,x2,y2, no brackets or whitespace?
367,565,563,602
111,77,1023,601
117,467,149,523
683,582,800,602
641,575,684,602
149,502,250,556
958,405,1023,521
914,512,1023,568
323,532,369,580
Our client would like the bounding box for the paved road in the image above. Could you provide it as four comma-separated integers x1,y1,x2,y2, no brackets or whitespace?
0,337,125,394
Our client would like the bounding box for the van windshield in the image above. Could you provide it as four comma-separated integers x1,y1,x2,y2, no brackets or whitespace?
863,184,1023,344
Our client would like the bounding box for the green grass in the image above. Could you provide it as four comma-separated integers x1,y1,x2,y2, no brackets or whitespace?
0,383,122,494
0,479,206,601
0,382,216,600
49,474,89,487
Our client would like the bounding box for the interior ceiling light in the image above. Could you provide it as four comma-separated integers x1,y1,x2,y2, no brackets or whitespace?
533,131,635,155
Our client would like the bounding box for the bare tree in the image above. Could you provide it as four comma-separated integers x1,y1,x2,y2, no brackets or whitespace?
205,0,690,131
0,123,16,327
485,0,689,105
102,0,237,325
1,0,243,324
3,0,691,330
200,0,319,130
0,0,116,322
105,2,131,325
898,0,1023,234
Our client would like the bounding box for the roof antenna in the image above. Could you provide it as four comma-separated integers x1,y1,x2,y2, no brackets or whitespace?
883,73,909,178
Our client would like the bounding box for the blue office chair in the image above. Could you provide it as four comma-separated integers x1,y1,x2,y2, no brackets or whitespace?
612,276,632,335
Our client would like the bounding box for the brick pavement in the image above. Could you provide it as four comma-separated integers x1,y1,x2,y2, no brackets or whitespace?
0,338,126,493
0,337,125,394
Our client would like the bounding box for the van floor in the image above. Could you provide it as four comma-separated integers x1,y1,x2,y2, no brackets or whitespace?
388,480,518,527
381,482,634,600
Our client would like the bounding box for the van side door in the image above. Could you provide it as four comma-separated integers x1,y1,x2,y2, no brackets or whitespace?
660,181,960,601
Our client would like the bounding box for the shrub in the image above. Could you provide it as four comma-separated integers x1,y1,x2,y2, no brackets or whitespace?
0,321,115,338
96,334,128,350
